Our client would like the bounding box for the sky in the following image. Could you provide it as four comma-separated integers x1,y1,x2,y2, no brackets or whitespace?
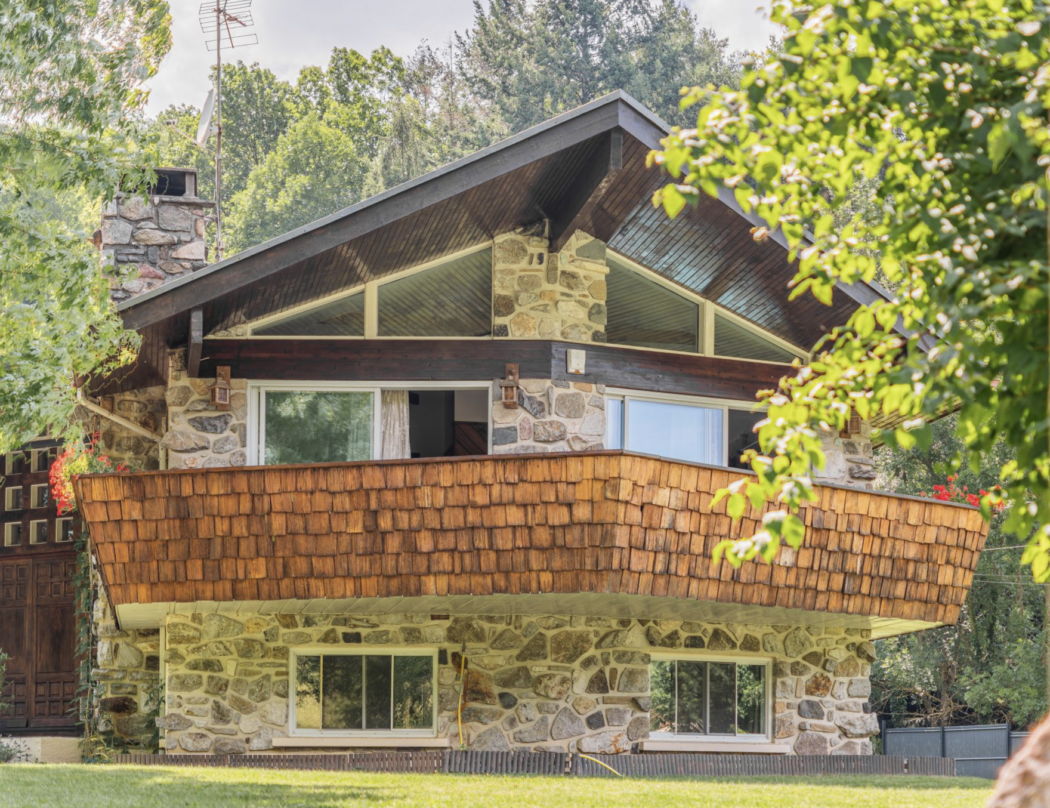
146,0,778,113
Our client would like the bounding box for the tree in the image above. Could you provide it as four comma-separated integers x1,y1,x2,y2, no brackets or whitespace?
652,0,1050,582
223,113,367,253
0,0,171,454
457,0,740,132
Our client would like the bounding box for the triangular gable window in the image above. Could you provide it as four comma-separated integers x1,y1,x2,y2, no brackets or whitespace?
605,255,699,353
714,314,798,364
253,292,366,337
378,248,491,337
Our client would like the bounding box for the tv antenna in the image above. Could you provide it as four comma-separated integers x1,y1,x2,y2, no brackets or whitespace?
199,0,258,261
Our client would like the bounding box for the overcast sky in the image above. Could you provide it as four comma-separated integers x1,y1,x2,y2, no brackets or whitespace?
147,0,778,113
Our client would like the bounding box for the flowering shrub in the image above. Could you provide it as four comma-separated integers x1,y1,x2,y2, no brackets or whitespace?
920,477,1004,511
49,433,127,515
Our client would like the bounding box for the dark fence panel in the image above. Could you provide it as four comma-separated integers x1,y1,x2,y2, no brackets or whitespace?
113,751,955,778
885,724,1020,779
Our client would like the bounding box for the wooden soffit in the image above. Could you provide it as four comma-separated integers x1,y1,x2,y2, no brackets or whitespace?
74,452,988,634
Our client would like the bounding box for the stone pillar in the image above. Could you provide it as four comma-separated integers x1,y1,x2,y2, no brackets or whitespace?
814,421,877,489
99,168,213,305
491,379,606,454
492,225,608,343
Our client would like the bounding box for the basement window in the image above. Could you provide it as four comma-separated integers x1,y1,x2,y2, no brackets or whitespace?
650,657,769,739
291,651,435,736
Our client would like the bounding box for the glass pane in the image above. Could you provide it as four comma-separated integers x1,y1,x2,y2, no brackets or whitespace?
264,391,373,465
378,249,492,337
728,409,765,470
295,656,322,730
322,655,364,730
606,399,624,450
708,662,736,735
714,314,798,363
677,660,706,734
365,655,392,730
625,400,723,465
393,656,434,730
606,257,699,352
254,292,365,337
737,664,766,735
649,660,677,734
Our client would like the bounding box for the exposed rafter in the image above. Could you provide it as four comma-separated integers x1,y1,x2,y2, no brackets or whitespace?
547,128,623,253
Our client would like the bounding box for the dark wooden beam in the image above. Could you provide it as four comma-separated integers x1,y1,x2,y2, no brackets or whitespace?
548,129,623,253
187,308,203,378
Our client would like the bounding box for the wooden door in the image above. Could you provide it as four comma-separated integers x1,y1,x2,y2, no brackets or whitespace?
0,555,77,732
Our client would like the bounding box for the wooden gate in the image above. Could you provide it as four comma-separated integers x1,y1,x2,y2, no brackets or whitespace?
0,554,78,732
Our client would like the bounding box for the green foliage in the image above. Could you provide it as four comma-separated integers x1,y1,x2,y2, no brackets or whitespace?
223,114,367,254
0,0,171,455
652,0,1050,579
457,0,740,132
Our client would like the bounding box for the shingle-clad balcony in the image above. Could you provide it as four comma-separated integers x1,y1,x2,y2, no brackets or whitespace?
74,451,988,636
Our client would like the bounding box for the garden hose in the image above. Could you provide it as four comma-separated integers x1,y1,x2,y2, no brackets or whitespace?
577,753,624,777
456,648,467,750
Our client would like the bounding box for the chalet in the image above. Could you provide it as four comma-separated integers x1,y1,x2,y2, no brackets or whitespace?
0,93,987,760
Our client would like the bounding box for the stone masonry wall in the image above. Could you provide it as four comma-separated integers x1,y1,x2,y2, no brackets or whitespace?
159,354,249,470
814,421,877,490
156,612,877,755
93,386,167,472
101,193,212,306
93,590,162,746
491,379,606,454
492,226,607,343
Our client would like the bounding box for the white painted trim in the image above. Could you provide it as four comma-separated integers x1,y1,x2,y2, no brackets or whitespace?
28,519,47,545
3,522,22,547
287,647,439,739
274,737,452,749
55,517,74,543
639,740,788,754
364,283,378,339
29,484,48,509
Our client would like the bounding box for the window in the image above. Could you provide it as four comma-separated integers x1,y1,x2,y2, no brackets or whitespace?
292,651,435,735
5,488,23,512
30,450,52,474
378,249,492,337
56,518,74,543
4,523,22,547
650,658,768,738
606,256,699,352
5,453,24,476
254,292,365,337
30,485,49,509
29,521,47,545
261,390,375,465
714,314,799,364
606,392,767,469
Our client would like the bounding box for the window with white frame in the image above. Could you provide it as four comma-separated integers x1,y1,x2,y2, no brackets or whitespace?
30,484,48,509
5,487,23,512
292,650,435,735
259,388,376,466
29,520,47,545
605,392,765,469
30,449,52,474
5,453,24,476
56,518,75,543
650,656,768,738
4,523,22,547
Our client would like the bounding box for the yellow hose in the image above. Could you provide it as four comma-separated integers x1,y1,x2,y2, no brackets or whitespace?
456,652,467,750
578,753,624,777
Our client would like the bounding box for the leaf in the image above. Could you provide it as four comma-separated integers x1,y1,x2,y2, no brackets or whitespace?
988,123,1011,170
660,184,687,219
727,493,746,520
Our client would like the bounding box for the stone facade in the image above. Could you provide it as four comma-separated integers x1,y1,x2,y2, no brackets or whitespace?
94,385,167,472
814,421,877,490
101,183,212,306
93,592,162,745
492,227,608,343
159,355,248,470
154,612,877,755
491,379,606,455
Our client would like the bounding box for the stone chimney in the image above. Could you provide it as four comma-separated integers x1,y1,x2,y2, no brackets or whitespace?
100,168,214,304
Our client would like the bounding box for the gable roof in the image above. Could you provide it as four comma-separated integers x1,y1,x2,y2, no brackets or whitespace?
119,91,893,380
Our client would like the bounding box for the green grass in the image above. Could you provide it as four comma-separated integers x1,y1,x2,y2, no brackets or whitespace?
0,765,994,808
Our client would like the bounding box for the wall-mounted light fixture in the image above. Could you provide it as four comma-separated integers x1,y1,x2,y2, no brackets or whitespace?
211,365,232,411
840,411,862,438
500,363,520,408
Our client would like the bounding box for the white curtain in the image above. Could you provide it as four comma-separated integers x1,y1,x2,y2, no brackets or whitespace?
380,390,411,460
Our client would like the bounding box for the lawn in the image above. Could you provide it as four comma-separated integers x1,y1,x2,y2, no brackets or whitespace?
0,765,994,808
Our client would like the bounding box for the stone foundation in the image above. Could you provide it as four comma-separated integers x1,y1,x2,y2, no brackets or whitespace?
491,379,606,454
156,612,877,755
